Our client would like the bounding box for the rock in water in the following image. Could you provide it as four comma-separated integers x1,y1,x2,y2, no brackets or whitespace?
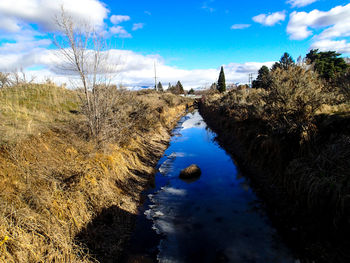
179,164,201,179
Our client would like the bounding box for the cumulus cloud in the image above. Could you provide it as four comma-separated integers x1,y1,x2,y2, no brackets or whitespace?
287,4,350,53
0,0,276,90
253,11,286,26
110,26,132,38
110,15,130,24
287,0,318,8
0,16,21,32
287,4,350,40
311,39,350,54
231,24,251,30
0,0,109,32
0,39,51,53
132,23,145,31
0,43,275,89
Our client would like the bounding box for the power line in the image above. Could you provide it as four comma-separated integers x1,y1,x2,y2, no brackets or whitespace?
154,61,157,90
248,73,254,88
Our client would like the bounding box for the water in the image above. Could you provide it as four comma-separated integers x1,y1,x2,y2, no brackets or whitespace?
127,111,296,263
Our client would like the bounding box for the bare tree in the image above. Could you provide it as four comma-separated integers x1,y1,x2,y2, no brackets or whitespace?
0,72,10,88
53,7,115,138
0,69,35,88
10,68,36,86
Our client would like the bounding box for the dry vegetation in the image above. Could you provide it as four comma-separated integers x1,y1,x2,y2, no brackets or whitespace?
0,84,80,144
200,66,350,262
0,83,190,262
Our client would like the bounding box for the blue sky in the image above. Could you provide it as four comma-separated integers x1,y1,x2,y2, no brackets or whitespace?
0,0,349,88
105,0,350,69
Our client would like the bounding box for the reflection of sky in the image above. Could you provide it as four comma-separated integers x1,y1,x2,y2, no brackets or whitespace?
180,112,206,130
137,111,296,263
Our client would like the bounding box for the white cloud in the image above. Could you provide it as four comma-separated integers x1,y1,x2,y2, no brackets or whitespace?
287,0,318,8
311,39,350,54
110,15,130,25
0,16,21,32
0,0,276,90
0,0,109,32
110,26,132,38
0,43,275,90
287,4,350,54
132,23,145,31
0,39,51,53
231,24,251,30
287,11,316,40
318,21,350,40
253,11,286,26
287,4,350,40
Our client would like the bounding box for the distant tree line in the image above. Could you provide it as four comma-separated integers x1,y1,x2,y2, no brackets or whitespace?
167,81,185,94
252,50,349,91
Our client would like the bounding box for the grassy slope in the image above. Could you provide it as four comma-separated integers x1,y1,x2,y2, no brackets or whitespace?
0,84,189,262
0,84,80,144
200,90,350,263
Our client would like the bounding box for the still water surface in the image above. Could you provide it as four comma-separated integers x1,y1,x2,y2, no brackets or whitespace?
128,111,296,263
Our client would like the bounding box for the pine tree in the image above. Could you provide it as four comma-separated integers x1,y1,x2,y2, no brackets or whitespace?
306,49,348,80
176,81,184,94
272,52,295,71
167,81,185,94
188,88,195,94
252,65,271,90
217,66,226,93
157,82,163,92
280,52,295,70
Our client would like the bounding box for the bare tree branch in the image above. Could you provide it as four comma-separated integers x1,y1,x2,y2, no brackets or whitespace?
53,6,118,139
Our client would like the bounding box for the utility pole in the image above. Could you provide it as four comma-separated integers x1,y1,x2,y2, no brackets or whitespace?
248,73,254,88
154,61,157,90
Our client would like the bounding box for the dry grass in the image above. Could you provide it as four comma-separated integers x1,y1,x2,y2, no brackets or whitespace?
0,84,190,262
200,66,350,262
0,84,80,144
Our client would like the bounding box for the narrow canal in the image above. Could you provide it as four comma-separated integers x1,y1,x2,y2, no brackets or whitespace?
126,110,297,263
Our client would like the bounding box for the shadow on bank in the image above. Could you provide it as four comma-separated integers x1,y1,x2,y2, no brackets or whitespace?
76,205,137,263
199,103,350,263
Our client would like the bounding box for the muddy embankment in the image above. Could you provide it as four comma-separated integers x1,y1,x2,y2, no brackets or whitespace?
0,85,192,263
199,101,350,263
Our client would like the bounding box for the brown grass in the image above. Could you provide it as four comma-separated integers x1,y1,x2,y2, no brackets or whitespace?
0,84,190,262
0,84,80,145
200,66,350,262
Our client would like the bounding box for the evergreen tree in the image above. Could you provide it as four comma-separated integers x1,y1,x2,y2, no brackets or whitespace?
210,83,217,91
272,52,295,71
280,52,295,70
252,65,271,90
188,88,195,94
168,81,185,94
217,66,226,93
175,81,184,94
306,49,348,80
157,82,163,92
